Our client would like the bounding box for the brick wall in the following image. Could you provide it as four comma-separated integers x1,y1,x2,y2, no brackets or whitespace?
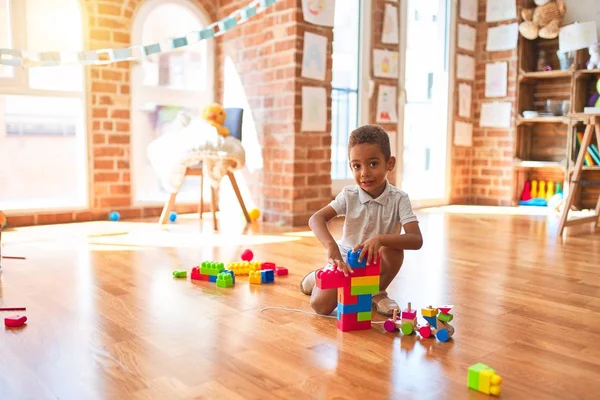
450,0,518,206
217,0,333,226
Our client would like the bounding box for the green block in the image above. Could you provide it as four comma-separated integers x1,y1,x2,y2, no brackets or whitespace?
401,322,414,335
467,363,492,390
200,261,224,276
172,270,187,278
216,272,233,288
357,311,371,322
351,284,379,296
438,312,453,322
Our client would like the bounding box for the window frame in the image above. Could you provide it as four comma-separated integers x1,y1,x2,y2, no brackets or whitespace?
0,0,90,213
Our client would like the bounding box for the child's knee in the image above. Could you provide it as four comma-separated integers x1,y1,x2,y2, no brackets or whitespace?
310,295,337,316
380,247,404,269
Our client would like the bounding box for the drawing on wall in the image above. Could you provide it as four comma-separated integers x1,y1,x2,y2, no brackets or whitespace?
301,0,335,27
373,49,399,79
486,0,517,22
486,23,518,51
382,4,399,44
458,24,476,51
458,83,472,118
454,121,473,147
460,0,477,22
456,54,475,81
301,32,327,81
485,61,508,98
301,86,327,132
376,85,398,123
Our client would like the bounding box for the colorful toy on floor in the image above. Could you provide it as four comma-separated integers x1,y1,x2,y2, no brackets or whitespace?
241,249,254,261
172,270,187,278
4,315,27,328
384,303,455,342
191,261,229,283
519,179,563,206
468,362,503,396
169,211,177,222
315,249,380,332
108,211,120,221
248,208,261,222
275,266,288,276
227,261,261,276
216,271,234,288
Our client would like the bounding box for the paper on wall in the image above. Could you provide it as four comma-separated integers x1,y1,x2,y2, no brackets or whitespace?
480,102,512,128
460,0,477,22
454,121,473,147
486,0,517,23
301,0,335,27
485,61,508,98
301,86,327,132
458,83,472,118
301,32,327,81
458,24,476,51
373,49,399,79
558,21,599,52
376,85,398,123
486,23,518,51
456,54,475,81
382,4,399,44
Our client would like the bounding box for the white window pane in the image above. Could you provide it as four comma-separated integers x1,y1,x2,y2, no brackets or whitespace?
25,0,83,91
0,0,14,78
141,3,207,91
0,95,87,210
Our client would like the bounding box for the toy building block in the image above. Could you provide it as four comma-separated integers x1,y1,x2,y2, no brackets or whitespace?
346,249,366,269
338,285,358,305
261,262,276,270
337,294,372,314
200,261,225,276
467,363,502,396
400,302,417,335
315,268,350,290
241,249,253,261
4,315,27,327
337,311,371,332
216,272,234,288
172,270,187,278
421,305,438,317
227,262,250,276
350,283,379,296
191,267,208,281
260,269,275,283
224,269,235,284
275,266,288,276
357,311,372,322
249,270,262,284
350,275,380,287
438,312,453,323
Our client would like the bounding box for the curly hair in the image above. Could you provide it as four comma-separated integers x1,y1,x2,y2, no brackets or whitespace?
348,124,391,160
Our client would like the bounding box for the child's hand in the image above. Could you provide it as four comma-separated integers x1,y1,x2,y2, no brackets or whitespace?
326,244,353,277
353,236,382,266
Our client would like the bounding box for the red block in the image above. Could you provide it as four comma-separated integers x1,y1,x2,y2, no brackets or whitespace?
316,269,350,290
348,263,381,278
337,312,371,332
261,262,276,270
338,285,358,305
191,267,209,281
4,315,27,327
275,266,288,276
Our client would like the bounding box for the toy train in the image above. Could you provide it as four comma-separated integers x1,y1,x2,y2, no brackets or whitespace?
383,302,455,342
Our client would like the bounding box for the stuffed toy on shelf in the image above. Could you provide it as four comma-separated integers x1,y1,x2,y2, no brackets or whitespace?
201,103,230,138
519,0,566,40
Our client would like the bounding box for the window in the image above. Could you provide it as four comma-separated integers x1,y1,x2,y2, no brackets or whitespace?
131,0,214,204
0,0,87,211
331,0,362,183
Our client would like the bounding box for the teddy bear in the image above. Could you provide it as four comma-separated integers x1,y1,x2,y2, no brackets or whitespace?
588,43,600,70
519,0,566,40
201,103,230,138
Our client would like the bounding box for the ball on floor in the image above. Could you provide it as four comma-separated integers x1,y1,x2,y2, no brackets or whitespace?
248,208,260,222
109,211,120,221
169,211,177,222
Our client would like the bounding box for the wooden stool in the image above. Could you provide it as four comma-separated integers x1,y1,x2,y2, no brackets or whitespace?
558,114,600,235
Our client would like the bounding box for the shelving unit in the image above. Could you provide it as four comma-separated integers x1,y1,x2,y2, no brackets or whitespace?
513,5,600,208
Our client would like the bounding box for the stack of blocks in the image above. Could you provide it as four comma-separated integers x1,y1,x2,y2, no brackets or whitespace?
419,305,455,342
467,363,503,396
249,269,274,284
315,249,381,332
191,261,235,288
226,261,262,276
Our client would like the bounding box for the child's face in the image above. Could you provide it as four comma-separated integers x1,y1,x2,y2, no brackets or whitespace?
349,143,396,198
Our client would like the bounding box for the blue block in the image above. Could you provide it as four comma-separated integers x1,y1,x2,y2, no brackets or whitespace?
423,315,437,329
337,294,372,314
346,249,366,269
261,269,274,283
209,275,217,283
225,270,235,284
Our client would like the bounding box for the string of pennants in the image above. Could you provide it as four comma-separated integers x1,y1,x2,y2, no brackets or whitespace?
0,0,278,68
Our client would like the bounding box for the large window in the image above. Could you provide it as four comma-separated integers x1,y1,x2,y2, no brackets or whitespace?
331,0,365,187
0,0,87,211
131,0,214,203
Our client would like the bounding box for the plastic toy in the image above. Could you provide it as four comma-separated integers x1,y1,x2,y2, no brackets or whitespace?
315,249,380,332
201,103,230,137
191,261,225,282
241,249,253,261
518,0,566,40
249,270,262,284
261,262,275,270
467,363,503,396
109,211,120,221
384,303,455,342
261,269,274,283
216,271,234,288
248,208,261,222
4,315,27,327
227,261,261,276
275,266,288,276
172,270,187,278
168,211,177,222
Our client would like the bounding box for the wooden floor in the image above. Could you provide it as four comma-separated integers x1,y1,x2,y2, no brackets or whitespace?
1,206,599,399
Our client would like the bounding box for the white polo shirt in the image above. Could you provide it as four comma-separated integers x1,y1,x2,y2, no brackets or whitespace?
328,180,418,261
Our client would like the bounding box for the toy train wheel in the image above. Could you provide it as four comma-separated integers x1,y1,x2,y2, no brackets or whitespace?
419,325,431,338
436,329,450,342
401,322,414,335
383,319,397,332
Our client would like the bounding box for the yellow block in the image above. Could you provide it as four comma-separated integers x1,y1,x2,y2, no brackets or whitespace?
421,306,438,317
351,275,380,287
479,370,502,396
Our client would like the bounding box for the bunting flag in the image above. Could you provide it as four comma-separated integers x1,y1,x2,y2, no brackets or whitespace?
0,0,278,68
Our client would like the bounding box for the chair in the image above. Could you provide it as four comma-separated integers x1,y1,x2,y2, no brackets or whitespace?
158,108,251,229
